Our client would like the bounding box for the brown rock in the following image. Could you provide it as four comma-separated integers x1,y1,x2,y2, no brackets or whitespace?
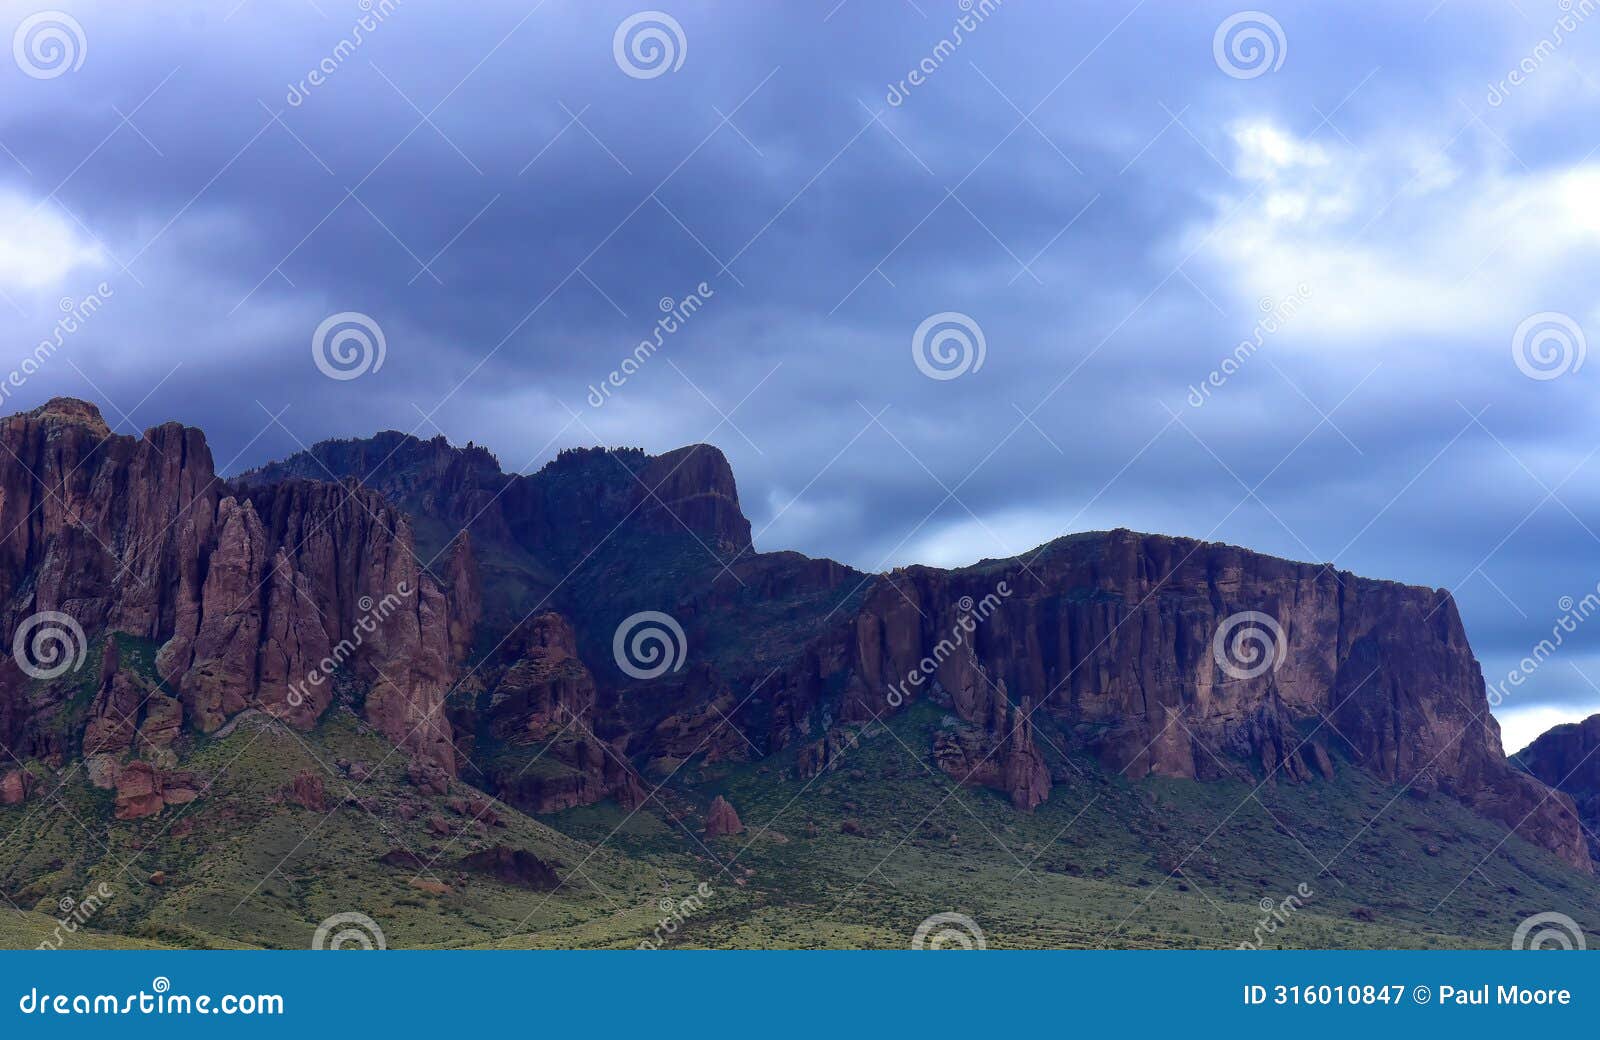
114,761,164,820
703,795,743,837
283,769,327,812
0,767,33,805
408,759,450,796
456,845,560,891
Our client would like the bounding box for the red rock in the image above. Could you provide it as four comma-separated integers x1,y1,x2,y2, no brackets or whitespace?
477,612,645,815
114,761,164,820
283,769,327,812
0,767,33,805
408,759,450,796
455,845,560,890
704,795,743,837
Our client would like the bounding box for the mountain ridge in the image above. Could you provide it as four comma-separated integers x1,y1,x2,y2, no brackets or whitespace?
0,396,1593,949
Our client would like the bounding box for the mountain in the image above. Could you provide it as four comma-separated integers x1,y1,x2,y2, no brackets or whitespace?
0,397,1594,949
1515,716,1600,862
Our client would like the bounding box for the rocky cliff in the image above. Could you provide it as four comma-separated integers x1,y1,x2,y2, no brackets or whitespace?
1516,714,1600,861
762,532,1588,869
240,423,1592,872
0,399,478,818
0,399,1587,876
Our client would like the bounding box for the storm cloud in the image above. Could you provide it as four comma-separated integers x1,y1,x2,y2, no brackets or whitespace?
2,0,1598,750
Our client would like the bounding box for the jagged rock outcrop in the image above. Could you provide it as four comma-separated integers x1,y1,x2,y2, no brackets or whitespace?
0,766,33,805
473,612,645,814
238,436,753,566
456,845,561,890
704,794,743,836
0,399,480,792
282,768,328,812
1516,714,1600,861
112,760,197,820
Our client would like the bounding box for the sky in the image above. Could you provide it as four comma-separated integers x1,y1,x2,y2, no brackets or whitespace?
1,0,1598,752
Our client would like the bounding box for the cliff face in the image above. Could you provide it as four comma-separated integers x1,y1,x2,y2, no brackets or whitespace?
765,531,1589,870
238,436,752,561
0,400,479,817
1516,715,1600,862
234,424,1593,873
2,399,1586,875
469,610,644,815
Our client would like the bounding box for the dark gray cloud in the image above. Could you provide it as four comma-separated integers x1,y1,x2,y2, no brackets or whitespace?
2,0,1599,749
